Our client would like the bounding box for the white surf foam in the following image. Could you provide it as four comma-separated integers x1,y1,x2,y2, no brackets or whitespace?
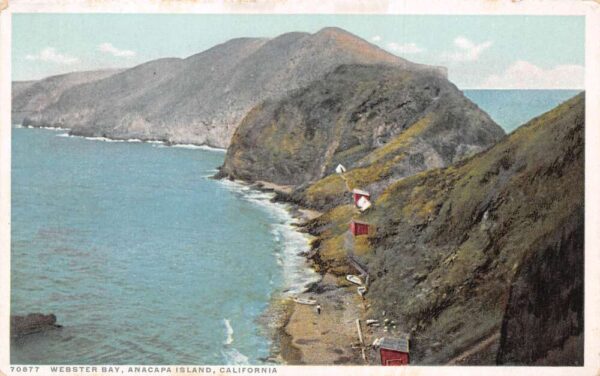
39,126,69,131
21,125,68,131
218,179,320,296
170,143,226,152
51,131,225,152
223,319,234,345
218,179,252,195
56,133,139,143
222,348,250,365
221,318,249,366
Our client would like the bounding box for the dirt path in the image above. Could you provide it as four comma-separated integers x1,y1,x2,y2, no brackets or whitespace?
340,174,352,192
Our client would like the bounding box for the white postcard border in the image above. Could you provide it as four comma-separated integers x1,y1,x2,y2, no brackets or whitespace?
1,1,598,376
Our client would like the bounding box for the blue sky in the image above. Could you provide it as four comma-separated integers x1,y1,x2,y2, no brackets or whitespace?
13,14,585,89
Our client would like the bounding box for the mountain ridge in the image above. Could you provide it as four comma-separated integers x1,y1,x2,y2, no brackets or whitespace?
219,63,503,207
14,27,446,148
12,68,125,124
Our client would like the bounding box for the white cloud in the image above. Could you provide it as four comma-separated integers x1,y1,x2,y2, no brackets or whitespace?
25,47,79,65
480,60,584,89
442,36,492,62
371,35,382,42
386,42,425,54
97,43,136,58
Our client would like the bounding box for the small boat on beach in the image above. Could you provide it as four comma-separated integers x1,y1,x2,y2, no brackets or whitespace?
346,275,363,286
357,286,367,297
293,297,317,305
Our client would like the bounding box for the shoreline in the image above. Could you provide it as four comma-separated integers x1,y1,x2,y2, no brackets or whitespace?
216,179,340,364
258,188,374,366
19,123,376,365
274,272,366,365
222,179,390,365
262,187,407,366
16,124,227,152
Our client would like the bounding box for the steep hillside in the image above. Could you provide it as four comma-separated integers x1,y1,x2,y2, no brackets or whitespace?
17,27,445,148
305,93,584,364
220,64,503,207
12,69,122,124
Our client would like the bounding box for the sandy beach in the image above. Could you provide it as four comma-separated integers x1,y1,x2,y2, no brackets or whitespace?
279,273,365,365
263,196,373,365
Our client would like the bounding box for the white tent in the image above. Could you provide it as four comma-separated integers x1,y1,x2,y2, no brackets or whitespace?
357,196,372,212
335,164,347,174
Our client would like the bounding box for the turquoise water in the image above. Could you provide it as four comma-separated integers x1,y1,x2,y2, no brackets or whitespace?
464,89,582,133
10,89,578,365
11,128,317,364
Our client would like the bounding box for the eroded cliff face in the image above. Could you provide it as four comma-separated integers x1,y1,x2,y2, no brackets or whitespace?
220,64,503,199
303,93,583,364
16,27,445,148
497,209,583,365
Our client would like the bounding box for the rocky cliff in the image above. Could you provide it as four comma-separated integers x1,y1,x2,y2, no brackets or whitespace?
496,208,583,365
304,93,584,364
219,63,504,208
15,27,445,148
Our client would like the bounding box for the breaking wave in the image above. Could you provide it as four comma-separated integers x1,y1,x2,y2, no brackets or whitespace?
217,179,319,296
21,125,68,131
222,348,250,365
167,143,226,152
54,132,225,152
223,319,234,345
56,133,143,143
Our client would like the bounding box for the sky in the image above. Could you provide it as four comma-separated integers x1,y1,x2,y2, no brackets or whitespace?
12,14,585,89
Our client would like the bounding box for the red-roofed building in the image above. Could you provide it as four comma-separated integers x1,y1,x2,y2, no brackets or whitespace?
350,220,370,236
377,337,410,366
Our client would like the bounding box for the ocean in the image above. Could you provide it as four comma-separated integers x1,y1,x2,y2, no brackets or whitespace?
10,129,318,364
10,89,580,364
463,89,582,133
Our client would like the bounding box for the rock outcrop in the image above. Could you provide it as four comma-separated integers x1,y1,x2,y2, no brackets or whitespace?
220,63,503,210
304,93,584,364
15,27,446,148
11,313,62,338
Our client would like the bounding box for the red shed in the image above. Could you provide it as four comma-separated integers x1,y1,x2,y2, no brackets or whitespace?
352,189,370,206
350,220,370,236
378,337,410,366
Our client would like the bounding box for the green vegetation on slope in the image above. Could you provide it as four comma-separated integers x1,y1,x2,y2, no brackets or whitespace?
306,93,584,364
221,64,504,201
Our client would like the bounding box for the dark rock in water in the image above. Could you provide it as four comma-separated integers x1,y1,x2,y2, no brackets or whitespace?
11,313,62,338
